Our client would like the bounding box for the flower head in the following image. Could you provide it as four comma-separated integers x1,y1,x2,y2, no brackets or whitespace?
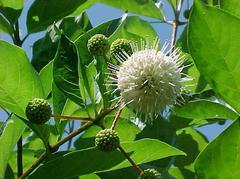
107,39,189,115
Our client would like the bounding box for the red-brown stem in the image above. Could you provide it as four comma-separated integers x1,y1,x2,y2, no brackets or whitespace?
51,114,94,121
118,145,143,174
111,108,123,130
20,106,117,178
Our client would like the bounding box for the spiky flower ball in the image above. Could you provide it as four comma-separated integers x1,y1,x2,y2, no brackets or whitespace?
114,41,187,114
95,129,120,152
87,34,110,55
138,169,162,179
25,98,51,124
110,38,132,57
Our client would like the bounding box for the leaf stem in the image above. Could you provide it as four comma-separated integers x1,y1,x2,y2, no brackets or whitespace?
118,145,143,174
19,106,117,178
111,108,123,130
51,114,94,121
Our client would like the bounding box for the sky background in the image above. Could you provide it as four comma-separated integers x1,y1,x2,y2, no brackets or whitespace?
0,0,232,142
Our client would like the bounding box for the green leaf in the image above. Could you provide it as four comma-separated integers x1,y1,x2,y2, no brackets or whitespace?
0,117,25,177
74,18,121,104
31,34,58,72
29,139,185,178
174,128,208,167
195,119,240,178
39,61,53,98
169,167,195,179
0,41,44,177
32,12,92,72
0,40,44,116
109,16,158,45
0,0,24,9
0,14,12,34
173,100,238,121
220,0,240,18
99,0,164,20
188,2,240,113
57,13,92,41
27,0,95,33
0,0,24,24
53,35,83,106
15,115,50,149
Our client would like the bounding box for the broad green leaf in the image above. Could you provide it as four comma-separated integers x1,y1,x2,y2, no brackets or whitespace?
15,115,50,149
174,128,208,167
58,13,92,41
0,0,24,9
109,16,158,45
39,61,53,98
195,119,240,178
27,0,95,33
0,40,44,116
0,14,12,34
169,167,195,179
9,149,39,175
29,139,185,178
136,116,175,144
0,0,24,24
0,117,24,178
53,35,83,106
74,18,120,104
173,100,238,121
220,0,240,18
0,41,44,177
4,164,14,179
32,12,92,72
99,0,164,20
188,2,240,113
98,0,163,20
31,34,58,72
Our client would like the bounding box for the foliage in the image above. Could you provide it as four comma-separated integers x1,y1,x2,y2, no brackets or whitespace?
0,0,240,178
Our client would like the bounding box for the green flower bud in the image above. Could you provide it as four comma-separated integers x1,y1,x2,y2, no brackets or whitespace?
95,129,120,152
138,169,162,179
25,98,51,125
87,34,110,55
110,38,132,57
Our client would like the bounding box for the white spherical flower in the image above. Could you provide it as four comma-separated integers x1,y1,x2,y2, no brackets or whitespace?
107,40,189,114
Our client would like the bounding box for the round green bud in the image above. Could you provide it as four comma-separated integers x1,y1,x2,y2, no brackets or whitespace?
110,38,132,57
95,129,120,152
138,169,162,179
25,98,51,125
87,34,110,55
183,9,190,19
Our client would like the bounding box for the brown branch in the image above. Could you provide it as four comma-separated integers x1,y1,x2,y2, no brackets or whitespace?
111,108,123,130
51,114,94,121
118,145,143,174
19,106,117,178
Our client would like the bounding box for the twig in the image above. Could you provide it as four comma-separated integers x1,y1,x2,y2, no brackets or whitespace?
111,108,123,130
51,114,94,121
19,152,48,179
170,0,184,51
118,145,143,174
17,137,23,177
19,106,117,178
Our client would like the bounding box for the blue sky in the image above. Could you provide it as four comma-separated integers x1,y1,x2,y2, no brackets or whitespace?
0,0,232,141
